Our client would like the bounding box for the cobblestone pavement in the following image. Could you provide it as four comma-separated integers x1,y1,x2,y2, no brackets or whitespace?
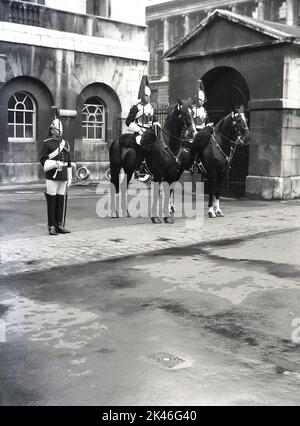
1,198,300,277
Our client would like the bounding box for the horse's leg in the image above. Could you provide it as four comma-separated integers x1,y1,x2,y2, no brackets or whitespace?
151,179,161,224
110,165,121,218
208,170,217,218
163,182,174,224
214,173,225,217
168,188,175,214
122,150,136,217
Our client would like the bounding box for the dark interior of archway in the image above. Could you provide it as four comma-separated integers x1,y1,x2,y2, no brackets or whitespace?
202,67,250,198
203,67,250,124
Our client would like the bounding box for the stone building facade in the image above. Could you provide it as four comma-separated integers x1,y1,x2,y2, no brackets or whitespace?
147,0,299,104
166,9,300,200
0,0,148,183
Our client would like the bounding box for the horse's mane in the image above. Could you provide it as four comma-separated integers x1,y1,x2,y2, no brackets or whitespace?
163,106,177,129
215,114,230,130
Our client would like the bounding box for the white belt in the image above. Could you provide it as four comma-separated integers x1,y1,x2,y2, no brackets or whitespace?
52,163,69,179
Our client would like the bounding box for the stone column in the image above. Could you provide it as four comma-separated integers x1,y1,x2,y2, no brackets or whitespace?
286,0,296,26
246,51,300,200
184,14,190,36
163,18,169,77
231,4,238,14
257,0,266,20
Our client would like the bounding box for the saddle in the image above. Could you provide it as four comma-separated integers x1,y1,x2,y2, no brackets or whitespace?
119,133,138,149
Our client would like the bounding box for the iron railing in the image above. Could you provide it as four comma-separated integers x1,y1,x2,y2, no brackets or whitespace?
9,1,41,25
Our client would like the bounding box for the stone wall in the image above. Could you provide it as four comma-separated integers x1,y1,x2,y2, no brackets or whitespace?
0,17,148,183
169,41,300,199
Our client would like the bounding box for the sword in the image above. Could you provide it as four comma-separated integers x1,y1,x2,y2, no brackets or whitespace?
63,186,68,228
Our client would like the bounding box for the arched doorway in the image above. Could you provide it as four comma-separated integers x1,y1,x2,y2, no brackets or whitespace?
202,67,250,197
76,83,122,179
0,76,53,183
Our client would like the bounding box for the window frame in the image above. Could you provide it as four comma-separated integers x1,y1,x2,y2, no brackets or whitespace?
82,99,106,144
8,92,37,143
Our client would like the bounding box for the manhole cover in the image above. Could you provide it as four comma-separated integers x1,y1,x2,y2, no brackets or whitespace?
147,352,191,370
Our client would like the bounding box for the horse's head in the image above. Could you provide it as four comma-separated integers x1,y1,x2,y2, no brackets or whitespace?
230,106,250,146
140,126,158,152
176,99,196,135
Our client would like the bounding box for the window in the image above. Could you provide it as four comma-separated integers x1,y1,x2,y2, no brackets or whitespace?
86,0,111,17
82,97,105,142
279,1,287,20
8,92,36,142
156,50,164,76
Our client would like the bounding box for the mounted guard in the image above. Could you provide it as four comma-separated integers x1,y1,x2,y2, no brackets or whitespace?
40,109,72,236
189,80,214,172
125,75,160,174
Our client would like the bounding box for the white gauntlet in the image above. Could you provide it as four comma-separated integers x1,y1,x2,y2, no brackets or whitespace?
128,122,143,135
67,167,72,186
44,160,59,172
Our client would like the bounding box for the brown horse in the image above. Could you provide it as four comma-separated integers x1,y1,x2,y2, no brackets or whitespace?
190,107,250,217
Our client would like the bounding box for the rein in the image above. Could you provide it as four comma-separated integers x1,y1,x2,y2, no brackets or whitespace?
212,128,241,172
160,126,184,143
157,125,188,164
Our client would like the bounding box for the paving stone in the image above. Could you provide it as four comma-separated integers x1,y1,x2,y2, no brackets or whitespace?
0,205,299,277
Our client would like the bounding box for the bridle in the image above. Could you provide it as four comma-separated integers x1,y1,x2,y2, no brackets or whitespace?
153,106,194,158
212,113,249,172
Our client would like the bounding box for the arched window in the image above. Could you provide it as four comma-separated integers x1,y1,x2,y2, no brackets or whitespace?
8,92,36,142
82,97,106,142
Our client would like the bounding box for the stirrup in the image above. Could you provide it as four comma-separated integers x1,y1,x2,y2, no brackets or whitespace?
190,163,199,174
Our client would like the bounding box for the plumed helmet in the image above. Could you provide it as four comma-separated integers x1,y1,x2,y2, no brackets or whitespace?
50,118,63,135
138,75,151,101
194,80,207,106
50,118,63,132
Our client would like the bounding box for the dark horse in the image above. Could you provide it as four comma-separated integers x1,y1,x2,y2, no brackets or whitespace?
109,102,195,222
190,107,250,218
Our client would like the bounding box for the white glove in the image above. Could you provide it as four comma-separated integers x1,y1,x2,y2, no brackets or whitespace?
67,167,72,187
128,122,143,135
153,121,161,128
44,160,62,172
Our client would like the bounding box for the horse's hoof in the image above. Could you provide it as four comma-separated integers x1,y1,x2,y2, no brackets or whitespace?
164,217,174,224
151,217,161,224
215,210,224,217
208,212,217,218
110,211,119,219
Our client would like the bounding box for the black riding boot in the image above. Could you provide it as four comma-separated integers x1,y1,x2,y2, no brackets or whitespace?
44,193,57,236
55,194,71,234
135,146,143,171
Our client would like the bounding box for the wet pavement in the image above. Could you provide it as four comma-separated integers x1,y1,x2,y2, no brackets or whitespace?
0,183,300,405
1,228,300,405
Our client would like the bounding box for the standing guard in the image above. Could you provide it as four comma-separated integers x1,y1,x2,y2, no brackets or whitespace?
40,113,72,236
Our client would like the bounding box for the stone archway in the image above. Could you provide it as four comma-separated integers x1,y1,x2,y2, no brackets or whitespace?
75,83,122,179
202,66,250,123
0,76,54,183
202,67,251,197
